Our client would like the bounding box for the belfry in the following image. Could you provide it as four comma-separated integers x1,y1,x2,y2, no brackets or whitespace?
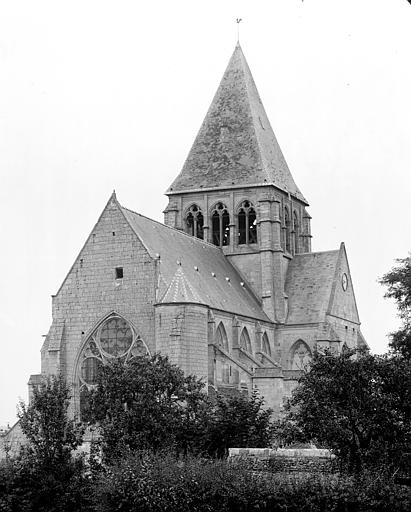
28,44,367,424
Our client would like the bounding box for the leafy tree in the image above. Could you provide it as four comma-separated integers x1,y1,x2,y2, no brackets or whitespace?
18,374,84,468
380,255,411,359
89,354,208,459
7,374,92,512
205,391,273,458
275,349,411,471
90,354,274,460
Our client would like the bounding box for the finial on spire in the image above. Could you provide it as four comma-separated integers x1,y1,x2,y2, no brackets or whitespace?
236,18,242,44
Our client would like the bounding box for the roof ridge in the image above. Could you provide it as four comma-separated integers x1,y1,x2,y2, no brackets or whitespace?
120,204,221,251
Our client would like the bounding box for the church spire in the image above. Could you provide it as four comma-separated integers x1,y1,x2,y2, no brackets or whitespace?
167,44,307,204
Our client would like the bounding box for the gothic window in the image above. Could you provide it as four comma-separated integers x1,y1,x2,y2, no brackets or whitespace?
284,207,291,253
290,340,311,370
293,211,299,254
238,200,257,245
240,327,252,354
211,202,230,247
77,314,149,421
215,322,229,352
185,204,204,240
262,332,271,356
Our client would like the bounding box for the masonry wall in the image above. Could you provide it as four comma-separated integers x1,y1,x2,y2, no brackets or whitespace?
155,303,209,381
44,199,157,415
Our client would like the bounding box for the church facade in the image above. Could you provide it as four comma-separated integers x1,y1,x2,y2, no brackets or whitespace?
32,44,366,418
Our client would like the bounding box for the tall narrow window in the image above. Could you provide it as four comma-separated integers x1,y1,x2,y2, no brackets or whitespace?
211,202,230,247
262,332,271,356
215,322,229,352
284,207,291,253
185,205,204,240
240,327,252,353
237,201,257,245
293,211,299,254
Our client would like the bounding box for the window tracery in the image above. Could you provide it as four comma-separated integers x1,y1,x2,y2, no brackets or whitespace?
211,202,230,247
215,322,229,352
238,200,257,245
290,340,311,370
186,204,204,240
77,314,149,421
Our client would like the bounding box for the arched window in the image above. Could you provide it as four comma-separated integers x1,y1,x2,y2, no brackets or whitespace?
284,207,291,253
215,322,229,352
211,202,230,247
238,200,257,245
290,340,311,370
262,332,271,356
240,327,252,354
293,211,299,254
186,204,204,240
77,314,149,421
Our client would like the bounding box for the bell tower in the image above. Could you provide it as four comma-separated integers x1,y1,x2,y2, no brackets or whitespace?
164,44,311,322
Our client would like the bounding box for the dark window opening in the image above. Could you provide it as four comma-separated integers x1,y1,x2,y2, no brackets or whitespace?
115,267,124,279
211,202,230,247
238,201,257,245
185,205,204,240
293,211,299,254
284,208,291,253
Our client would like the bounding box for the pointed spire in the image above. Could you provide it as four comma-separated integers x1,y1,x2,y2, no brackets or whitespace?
167,45,307,204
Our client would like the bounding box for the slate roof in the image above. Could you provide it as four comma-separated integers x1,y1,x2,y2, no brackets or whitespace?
167,44,307,204
285,250,340,324
120,205,269,321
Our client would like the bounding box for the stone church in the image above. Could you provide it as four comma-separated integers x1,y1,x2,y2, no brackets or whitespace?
30,44,366,421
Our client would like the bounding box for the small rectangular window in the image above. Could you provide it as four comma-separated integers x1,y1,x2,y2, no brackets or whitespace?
115,267,123,279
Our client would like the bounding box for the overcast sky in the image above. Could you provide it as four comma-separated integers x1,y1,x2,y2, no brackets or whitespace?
0,0,410,426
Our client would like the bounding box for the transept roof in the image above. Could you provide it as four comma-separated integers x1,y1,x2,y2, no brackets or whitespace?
120,205,269,321
167,44,307,204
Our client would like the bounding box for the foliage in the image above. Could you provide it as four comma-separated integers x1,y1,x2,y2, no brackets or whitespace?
1,374,92,512
0,453,93,512
92,451,411,512
89,354,274,460
274,349,411,471
17,374,84,468
380,255,411,359
204,391,273,458
89,354,208,459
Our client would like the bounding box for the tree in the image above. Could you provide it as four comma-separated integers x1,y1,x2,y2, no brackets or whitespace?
275,349,411,471
18,374,84,468
204,391,273,458
11,374,91,512
89,354,208,459
380,255,411,359
89,354,274,460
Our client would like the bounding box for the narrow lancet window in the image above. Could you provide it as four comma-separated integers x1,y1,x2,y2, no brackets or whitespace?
211,202,230,247
185,204,204,240
284,207,291,253
238,200,257,245
293,211,299,254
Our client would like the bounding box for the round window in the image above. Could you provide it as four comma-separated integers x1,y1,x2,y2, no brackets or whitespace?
100,317,133,356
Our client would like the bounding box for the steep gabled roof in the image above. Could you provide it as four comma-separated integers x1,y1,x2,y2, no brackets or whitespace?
285,244,361,326
285,250,340,325
120,205,269,321
167,44,307,204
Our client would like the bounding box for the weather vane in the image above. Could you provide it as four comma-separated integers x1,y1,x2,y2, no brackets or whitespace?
236,18,242,43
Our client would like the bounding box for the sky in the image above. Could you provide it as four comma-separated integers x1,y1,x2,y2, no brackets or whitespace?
0,0,410,426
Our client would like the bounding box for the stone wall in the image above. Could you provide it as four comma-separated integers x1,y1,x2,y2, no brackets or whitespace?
228,447,336,473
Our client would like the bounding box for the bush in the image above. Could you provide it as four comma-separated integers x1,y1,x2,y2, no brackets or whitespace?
92,451,411,512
